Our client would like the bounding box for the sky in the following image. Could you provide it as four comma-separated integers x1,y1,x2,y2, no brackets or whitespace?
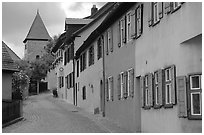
2,2,106,59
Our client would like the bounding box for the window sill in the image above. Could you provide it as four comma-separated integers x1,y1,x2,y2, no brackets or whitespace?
152,20,160,27
143,106,151,110
164,103,173,108
188,114,202,120
171,6,181,14
153,105,162,109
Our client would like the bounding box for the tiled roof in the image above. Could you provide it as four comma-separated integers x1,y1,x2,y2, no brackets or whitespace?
3,41,21,61
23,11,51,43
2,41,19,72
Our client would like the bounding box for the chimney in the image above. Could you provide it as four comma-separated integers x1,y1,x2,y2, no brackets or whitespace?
91,5,98,16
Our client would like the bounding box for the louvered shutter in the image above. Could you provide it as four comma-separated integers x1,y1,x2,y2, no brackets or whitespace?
92,46,94,64
106,79,109,101
118,21,121,48
158,69,164,106
148,73,153,107
123,71,128,99
110,28,113,52
111,77,114,101
165,2,171,14
148,3,153,27
122,16,127,43
140,76,145,108
176,76,187,118
130,69,134,98
171,65,176,105
159,2,163,19
117,74,121,100
131,10,136,39
106,32,109,55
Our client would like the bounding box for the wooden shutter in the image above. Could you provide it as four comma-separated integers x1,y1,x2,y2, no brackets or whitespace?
92,46,94,64
165,2,171,14
117,74,121,100
158,69,164,106
130,69,134,97
111,77,114,101
122,16,127,43
110,28,113,52
148,3,153,27
131,10,136,39
106,79,109,101
106,31,109,55
140,76,145,108
159,2,163,19
148,73,153,106
123,71,128,99
118,21,121,48
171,65,176,105
176,76,187,118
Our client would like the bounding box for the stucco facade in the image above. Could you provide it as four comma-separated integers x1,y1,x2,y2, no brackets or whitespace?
135,2,202,133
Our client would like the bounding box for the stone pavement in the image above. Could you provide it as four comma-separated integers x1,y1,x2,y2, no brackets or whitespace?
2,91,130,133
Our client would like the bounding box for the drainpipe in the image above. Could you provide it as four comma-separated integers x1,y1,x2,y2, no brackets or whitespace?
72,42,76,106
102,34,105,117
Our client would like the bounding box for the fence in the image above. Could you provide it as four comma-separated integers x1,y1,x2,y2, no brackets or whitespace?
2,99,22,124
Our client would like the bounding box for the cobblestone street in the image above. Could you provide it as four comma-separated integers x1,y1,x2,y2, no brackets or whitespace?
2,92,129,133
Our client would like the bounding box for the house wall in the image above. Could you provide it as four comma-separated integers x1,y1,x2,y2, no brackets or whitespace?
135,2,202,133
76,42,103,114
24,40,48,61
64,59,74,104
103,5,141,132
46,69,57,90
2,71,13,100
55,61,65,99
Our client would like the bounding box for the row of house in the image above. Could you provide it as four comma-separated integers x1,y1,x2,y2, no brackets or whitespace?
48,2,202,133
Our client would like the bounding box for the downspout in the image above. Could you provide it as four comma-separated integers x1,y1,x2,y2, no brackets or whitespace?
102,33,106,117
72,42,76,106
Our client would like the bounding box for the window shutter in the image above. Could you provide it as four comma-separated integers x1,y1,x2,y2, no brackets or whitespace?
111,77,114,101
148,3,153,27
92,46,94,64
158,69,164,106
130,69,134,98
176,76,187,118
118,21,121,48
123,71,128,99
64,51,66,65
106,79,109,101
117,74,121,100
171,65,176,105
159,2,163,19
123,16,127,43
140,76,145,108
106,32,109,55
165,2,171,14
131,10,136,39
140,4,144,35
148,73,153,106
110,28,113,52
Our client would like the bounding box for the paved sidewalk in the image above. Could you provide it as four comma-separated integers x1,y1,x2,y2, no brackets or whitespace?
2,92,130,133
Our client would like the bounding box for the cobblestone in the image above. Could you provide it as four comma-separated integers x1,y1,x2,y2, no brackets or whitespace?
2,92,129,133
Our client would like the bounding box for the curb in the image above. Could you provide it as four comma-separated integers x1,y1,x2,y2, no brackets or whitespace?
2,117,24,128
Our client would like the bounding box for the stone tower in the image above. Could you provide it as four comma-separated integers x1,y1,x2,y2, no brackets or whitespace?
23,10,51,62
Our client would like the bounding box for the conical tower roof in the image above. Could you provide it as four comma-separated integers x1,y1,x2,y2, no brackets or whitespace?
23,10,51,43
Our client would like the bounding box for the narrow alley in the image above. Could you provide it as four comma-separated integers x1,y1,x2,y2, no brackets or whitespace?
3,92,129,133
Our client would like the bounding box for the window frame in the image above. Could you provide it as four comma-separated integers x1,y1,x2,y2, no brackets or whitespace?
164,67,173,107
153,2,159,25
144,75,149,107
120,19,124,47
108,76,113,101
154,71,159,106
97,36,103,60
89,45,94,66
188,73,202,120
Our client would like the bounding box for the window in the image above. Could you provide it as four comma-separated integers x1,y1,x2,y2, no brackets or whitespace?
89,45,94,66
76,60,79,77
80,52,86,72
172,2,181,11
64,50,67,65
188,74,202,119
107,76,113,101
154,71,159,105
153,2,159,24
97,36,103,60
136,4,143,38
120,18,126,47
120,72,124,99
164,65,176,108
59,76,64,88
165,2,183,14
82,86,86,100
149,2,163,27
141,73,153,109
126,12,131,41
127,68,134,98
